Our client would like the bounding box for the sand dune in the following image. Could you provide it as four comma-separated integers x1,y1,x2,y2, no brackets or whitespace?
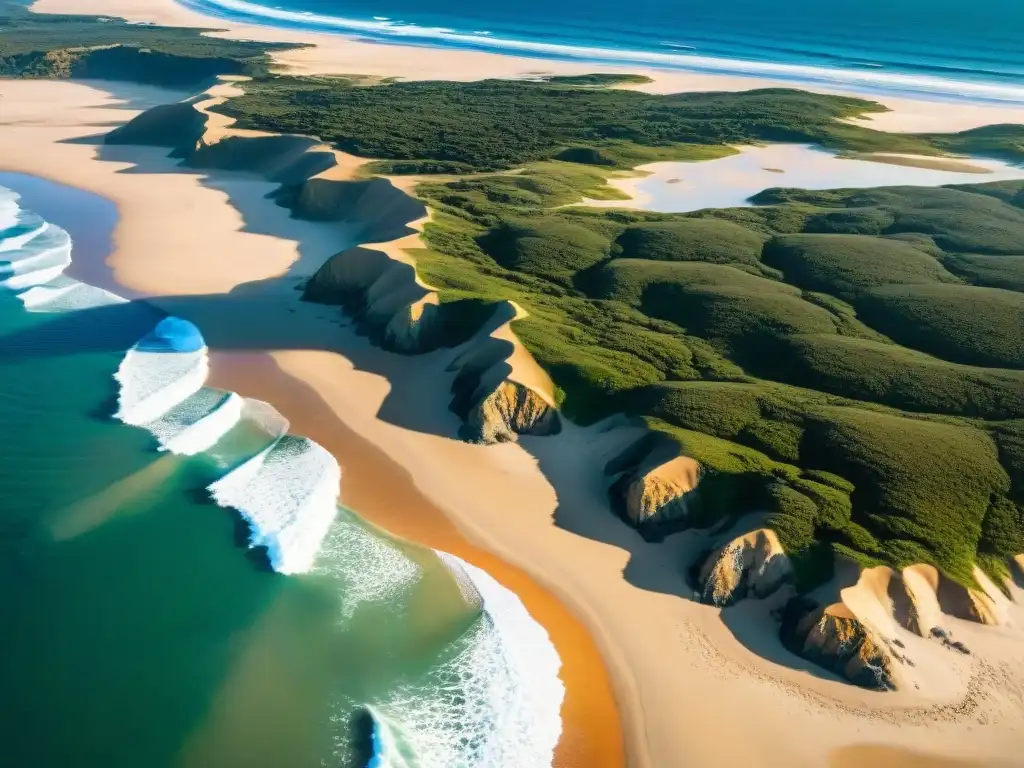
30,0,1024,132
5,20,1024,766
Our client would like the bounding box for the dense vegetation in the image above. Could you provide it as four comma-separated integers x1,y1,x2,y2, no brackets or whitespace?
214,76,1024,173
0,1,296,85
15,1,1024,592
403,161,1024,589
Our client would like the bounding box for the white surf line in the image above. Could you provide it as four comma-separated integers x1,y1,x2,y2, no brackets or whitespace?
185,0,1024,104
209,435,341,574
366,551,564,767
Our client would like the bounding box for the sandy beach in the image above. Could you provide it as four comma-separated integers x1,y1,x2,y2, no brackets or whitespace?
6,2,1024,766
29,0,1024,133
0,77,625,768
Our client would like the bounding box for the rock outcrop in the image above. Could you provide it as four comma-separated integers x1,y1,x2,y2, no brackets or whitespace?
775,559,1017,691
461,379,559,443
187,134,337,184
447,306,561,444
902,564,1010,630
304,245,443,352
793,603,898,690
273,177,425,237
698,528,792,606
603,433,703,540
626,455,701,526
778,562,911,690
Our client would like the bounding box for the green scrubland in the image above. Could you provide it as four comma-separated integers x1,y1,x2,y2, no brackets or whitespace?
0,1,299,85
410,169,1024,590
13,1,1024,592
212,75,1024,590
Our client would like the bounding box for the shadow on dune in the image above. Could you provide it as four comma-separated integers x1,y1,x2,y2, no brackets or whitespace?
3,84,834,686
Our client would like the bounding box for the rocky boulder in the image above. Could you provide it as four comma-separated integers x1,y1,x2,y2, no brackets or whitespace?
698,528,792,606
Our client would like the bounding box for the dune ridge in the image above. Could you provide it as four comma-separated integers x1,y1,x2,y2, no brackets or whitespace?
111,81,1024,697
111,78,570,446
6,63,1024,764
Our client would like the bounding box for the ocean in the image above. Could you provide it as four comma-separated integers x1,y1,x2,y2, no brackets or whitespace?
0,176,564,767
180,0,1024,103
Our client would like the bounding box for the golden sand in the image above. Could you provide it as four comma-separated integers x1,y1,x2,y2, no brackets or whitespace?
207,352,625,768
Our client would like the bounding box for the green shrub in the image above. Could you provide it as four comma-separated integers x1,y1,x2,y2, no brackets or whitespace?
762,233,957,299
774,334,1024,419
615,219,767,265
478,218,611,284
856,284,1024,369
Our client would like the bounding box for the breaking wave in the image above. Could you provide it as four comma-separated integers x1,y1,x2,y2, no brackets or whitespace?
3,186,564,764
1,220,73,291
146,389,246,456
183,0,1024,103
209,435,342,574
114,321,210,426
0,189,125,311
113,315,342,574
0,188,341,576
367,551,564,768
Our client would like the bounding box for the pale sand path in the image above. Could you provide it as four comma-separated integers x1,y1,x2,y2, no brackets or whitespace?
30,0,1024,132
4,77,1024,768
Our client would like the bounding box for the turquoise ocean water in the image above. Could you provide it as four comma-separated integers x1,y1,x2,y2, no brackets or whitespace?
180,0,1024,103
0,177,564,767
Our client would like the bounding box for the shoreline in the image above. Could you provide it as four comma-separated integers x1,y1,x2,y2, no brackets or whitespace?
0,78,626,768
175,0,1024,106
5,12,1024,767
206,352,626,768
28,0,1024,133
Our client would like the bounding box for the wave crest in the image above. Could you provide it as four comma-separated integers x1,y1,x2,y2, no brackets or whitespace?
183,0,1024,103
368,551,564,768
0,188,124,312
209,435,342,574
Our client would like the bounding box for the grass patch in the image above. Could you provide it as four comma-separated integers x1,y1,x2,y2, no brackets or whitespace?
0,1,297,85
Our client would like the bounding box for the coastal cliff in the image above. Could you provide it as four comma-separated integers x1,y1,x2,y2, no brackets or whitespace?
774,560,1020,690
105,100,209,150
698,527,793,607
107,81,566,445
603,432,706,540
101,82,1024,699
447,301,561,444
791,602,900,690
304,244,442,352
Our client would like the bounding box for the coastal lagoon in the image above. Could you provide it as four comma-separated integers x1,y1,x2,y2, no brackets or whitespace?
580,144,1024,213
0,177,564,768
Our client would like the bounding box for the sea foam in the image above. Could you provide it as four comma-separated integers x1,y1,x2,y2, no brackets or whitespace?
184,0,1024,104
145,389,246,456
367,551,564,768
314,515,421,619
117,317,341,573
114,344,209,426
209,435,341,574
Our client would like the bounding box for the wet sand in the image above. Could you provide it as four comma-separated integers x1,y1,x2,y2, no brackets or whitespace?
207,351,624,768
0,78,623,767
5,76,1024,768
